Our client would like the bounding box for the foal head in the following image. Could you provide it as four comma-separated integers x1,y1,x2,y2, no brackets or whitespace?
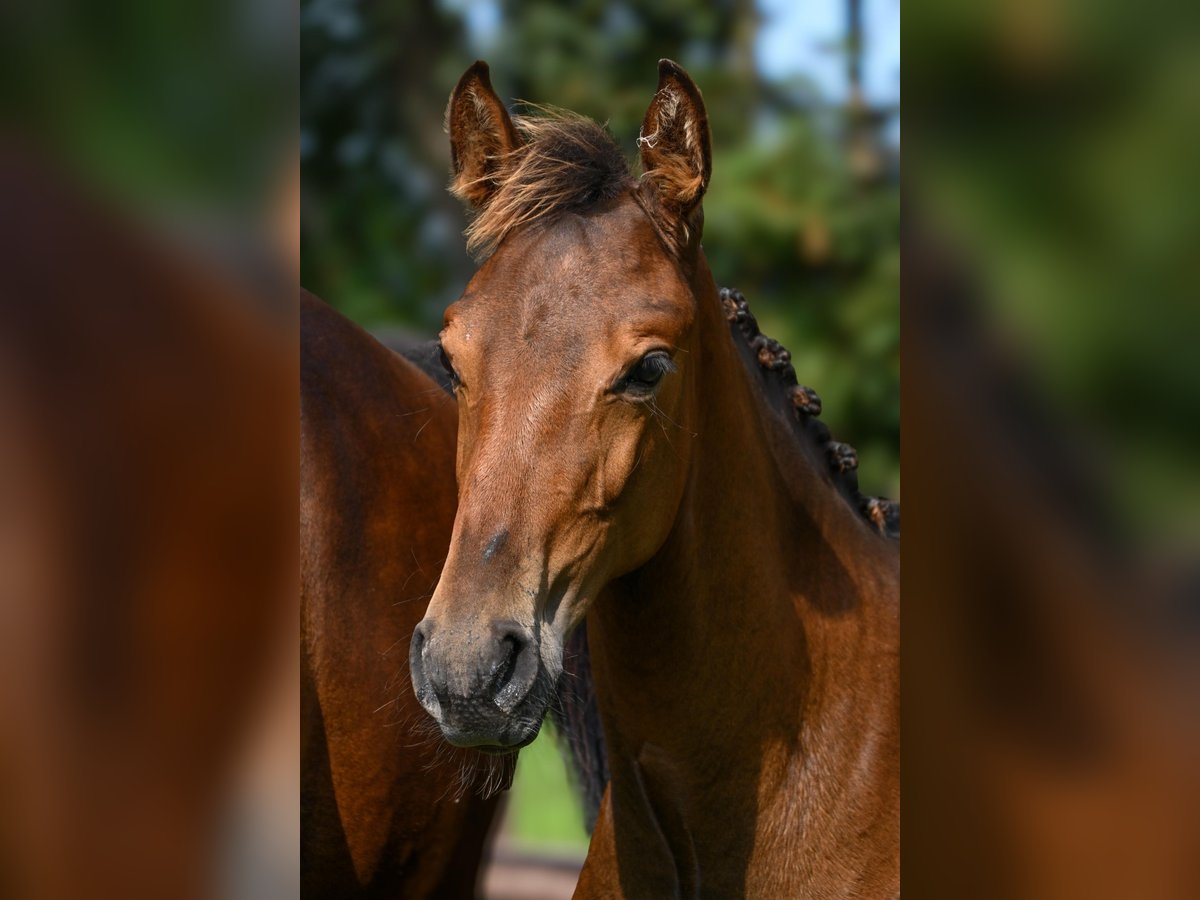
410,60,714,750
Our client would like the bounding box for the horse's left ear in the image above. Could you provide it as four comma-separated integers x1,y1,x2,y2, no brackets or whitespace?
637,59,712,240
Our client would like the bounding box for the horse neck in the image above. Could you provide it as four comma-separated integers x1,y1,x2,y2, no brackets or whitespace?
587,257,898,835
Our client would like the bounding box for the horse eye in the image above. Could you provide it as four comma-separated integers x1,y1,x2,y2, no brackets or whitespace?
619,351,675,394
438,343,461,387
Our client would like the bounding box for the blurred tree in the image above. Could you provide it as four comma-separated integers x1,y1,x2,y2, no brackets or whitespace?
1,0,290,216
301,0,476,325
907,0,1199,539
490,0,761,147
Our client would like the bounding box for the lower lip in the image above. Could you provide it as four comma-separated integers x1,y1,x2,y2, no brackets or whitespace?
477,744,520,756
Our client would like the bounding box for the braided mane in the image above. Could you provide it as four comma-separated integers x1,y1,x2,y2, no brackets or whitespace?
720,287,900,540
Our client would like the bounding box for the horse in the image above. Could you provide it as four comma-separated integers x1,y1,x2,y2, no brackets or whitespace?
301,290,505,898
0,145,295,900
902,224,1200,898
409,59,900,897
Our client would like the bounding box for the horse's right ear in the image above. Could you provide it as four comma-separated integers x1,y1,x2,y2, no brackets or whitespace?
445,61,521,210
637,59,712,244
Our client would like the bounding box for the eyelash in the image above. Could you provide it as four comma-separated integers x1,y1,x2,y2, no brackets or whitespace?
615,351,676,395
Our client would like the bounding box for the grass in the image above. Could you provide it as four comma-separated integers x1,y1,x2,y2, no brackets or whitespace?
505,725,590,851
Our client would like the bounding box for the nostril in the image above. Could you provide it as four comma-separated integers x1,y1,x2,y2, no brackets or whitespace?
489,621,539,714
410,620,431,664
490,635,520,689
409,620,440,717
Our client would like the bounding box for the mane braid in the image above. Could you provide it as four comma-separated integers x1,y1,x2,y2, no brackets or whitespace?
719,287,900,540
458,108,633,259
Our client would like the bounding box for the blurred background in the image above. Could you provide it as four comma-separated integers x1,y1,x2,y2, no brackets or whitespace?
906,0,1200,553
2,2,298,900
301,0,899,876
904,1,1200,896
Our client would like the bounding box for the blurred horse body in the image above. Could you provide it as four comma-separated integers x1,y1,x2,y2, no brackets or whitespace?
412,62,899,897
301,291,503,898
904,228,1200,899
0,149,293,900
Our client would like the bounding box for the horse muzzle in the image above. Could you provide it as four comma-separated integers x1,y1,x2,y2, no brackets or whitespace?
409,617,548,751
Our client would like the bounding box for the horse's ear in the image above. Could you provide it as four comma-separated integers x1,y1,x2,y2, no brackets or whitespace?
637,59,712,239
445,60,521,209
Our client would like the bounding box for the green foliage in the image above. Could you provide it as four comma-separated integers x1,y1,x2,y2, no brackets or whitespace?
908,0,1199,539
2,0,290,215
301,0,477,326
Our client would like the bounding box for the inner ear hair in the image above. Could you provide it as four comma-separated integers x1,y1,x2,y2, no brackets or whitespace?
637,59,712,237
446,60,521,209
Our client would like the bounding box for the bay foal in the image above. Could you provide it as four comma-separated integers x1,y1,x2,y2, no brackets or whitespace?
411,61,899,897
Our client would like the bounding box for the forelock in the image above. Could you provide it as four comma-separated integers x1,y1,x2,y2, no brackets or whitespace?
455,108,633,259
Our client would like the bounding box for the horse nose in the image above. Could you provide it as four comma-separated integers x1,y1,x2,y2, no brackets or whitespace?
409,618,539,716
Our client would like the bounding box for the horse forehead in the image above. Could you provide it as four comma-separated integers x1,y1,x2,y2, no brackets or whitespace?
450,206,690,364
495,208,680,319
